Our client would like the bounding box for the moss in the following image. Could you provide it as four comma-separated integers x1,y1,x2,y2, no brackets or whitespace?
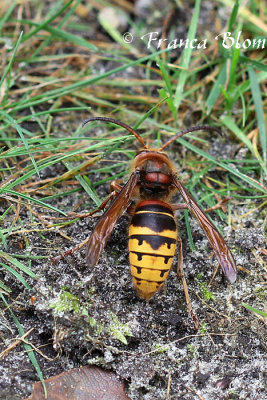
108,312,132,345
152,343,169,354
50,290,85,314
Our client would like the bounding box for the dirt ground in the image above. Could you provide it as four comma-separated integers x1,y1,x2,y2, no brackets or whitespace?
1,128,266,400
0,1,266,400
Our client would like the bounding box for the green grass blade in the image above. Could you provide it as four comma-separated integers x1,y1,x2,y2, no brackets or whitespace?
206,62,227,114
21,0,74,42
0,250,38,278
63,161,102,207
0,280,11,293
39,24,98,51
0,293,47,397
0,262,32,290
155,59,175,116
239,55,267,72
177,138,267,194
17,106,88,123
221,115,266,175
248,68,267,164
134,95,169,130
227,0,239,31
3,190,68,216
174,0,201,109
0,110,39,176
98,10,131,50
228,48,240,90
0,31,23,93
0,0,17,32
184,210,195,251
242,302,267,317
8,47,172,113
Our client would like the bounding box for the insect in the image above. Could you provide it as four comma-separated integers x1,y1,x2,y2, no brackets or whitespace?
80,117,237,326
54,117,237,327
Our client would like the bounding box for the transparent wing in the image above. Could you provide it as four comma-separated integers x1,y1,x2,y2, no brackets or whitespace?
86,171,140,268
173,176,237,283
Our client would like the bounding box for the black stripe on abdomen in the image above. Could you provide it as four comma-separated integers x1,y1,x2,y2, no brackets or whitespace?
129,234,176,250
131,212,176,232
135,203,174,215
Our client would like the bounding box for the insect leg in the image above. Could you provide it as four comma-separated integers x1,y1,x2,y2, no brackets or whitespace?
89,181,123,217
177,237,200,330
204,197,230,213
110,179,123,192
172,203,188,211
52,236,92,264
173,197,230,214
52,180,124,263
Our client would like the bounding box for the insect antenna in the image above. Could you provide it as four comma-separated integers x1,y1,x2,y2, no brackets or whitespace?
82,117,148,149
159,125,222,151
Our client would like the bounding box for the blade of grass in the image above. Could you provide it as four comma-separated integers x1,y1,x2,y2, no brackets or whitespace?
184,209,195,251
176,138,266,194
98,9,131,51
0,111,39,176
239,55,267,72
227,0,240,32
206,62,227,114
0,31,23,96
0,0,17,32
0,280,11,293
0,293,47,397
155,59,176,116
0,250,38,278
219,0,267,33
3,190,68,216
0,262,32,290
38,24,98,51
8,254,49,260
133,95,169,130
7,46,173,113
248,68,266,164
12,18,97,53
228,48,240,91
242,302,267,317
221,115,267,175
28,0,88,59
63,161,102,207
17,106,88,123
21,0,74,42
174,0,201,109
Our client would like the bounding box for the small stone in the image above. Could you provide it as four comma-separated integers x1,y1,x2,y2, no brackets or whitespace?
98,7,128,33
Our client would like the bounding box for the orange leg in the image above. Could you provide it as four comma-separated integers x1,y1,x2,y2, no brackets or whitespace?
52,180,124,263
172,198,230,213
177,237,199,330
172,203,188,211
88,179,123,217
52,236,92,264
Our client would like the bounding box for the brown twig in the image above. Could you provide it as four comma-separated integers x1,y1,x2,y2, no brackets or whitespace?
0,328,34,360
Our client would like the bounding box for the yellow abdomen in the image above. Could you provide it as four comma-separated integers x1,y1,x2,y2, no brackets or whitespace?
128,200,177,300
